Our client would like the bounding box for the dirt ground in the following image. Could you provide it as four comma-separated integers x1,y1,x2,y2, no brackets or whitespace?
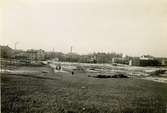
1,65,167,113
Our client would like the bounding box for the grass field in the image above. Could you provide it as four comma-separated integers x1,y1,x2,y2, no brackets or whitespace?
1,65,167,113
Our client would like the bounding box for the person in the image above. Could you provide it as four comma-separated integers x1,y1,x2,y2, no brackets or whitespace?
56,64,61,70
58,64,61,70
72,71,74,75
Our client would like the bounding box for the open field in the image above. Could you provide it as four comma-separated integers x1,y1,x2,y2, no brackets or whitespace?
1,65,167,113
49,61,167,83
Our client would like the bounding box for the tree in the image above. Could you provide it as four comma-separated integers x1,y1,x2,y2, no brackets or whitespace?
0,46,13,59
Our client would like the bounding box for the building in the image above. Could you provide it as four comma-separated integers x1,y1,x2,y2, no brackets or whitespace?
140,55,154,60
129,55,161,66
156,58,167,66
26,49,46,61
129,57,140,66
161,59,167,66
139,55,161,66
14,52,30,65
112,57,129,65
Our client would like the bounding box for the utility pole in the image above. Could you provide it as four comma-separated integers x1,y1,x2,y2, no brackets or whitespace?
70,46,73,53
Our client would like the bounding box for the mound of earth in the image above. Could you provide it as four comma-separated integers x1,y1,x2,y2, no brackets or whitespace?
89,73,129,78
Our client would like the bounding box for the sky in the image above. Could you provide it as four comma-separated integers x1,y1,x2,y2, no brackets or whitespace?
0,0,167,57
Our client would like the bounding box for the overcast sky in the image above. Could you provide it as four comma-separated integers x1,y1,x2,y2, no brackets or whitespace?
0,0,167,57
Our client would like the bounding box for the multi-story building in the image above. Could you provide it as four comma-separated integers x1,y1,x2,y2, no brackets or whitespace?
129,55,161,66
26,49,46,61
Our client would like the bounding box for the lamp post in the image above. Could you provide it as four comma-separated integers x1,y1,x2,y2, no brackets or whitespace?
14,42,19,67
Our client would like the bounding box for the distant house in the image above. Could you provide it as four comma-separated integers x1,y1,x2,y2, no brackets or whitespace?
161,59,167,66
26,49,46,61
129,57,140,66
14,52,30,64
156,58,167,66
88,56,97,63
139,55,154,60
129,55,161,66
139,55,161,66
26,50,37,61
36,49,46,60
112,57,129,65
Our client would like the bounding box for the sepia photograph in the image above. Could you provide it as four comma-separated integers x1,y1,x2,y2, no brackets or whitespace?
0,0,167,113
